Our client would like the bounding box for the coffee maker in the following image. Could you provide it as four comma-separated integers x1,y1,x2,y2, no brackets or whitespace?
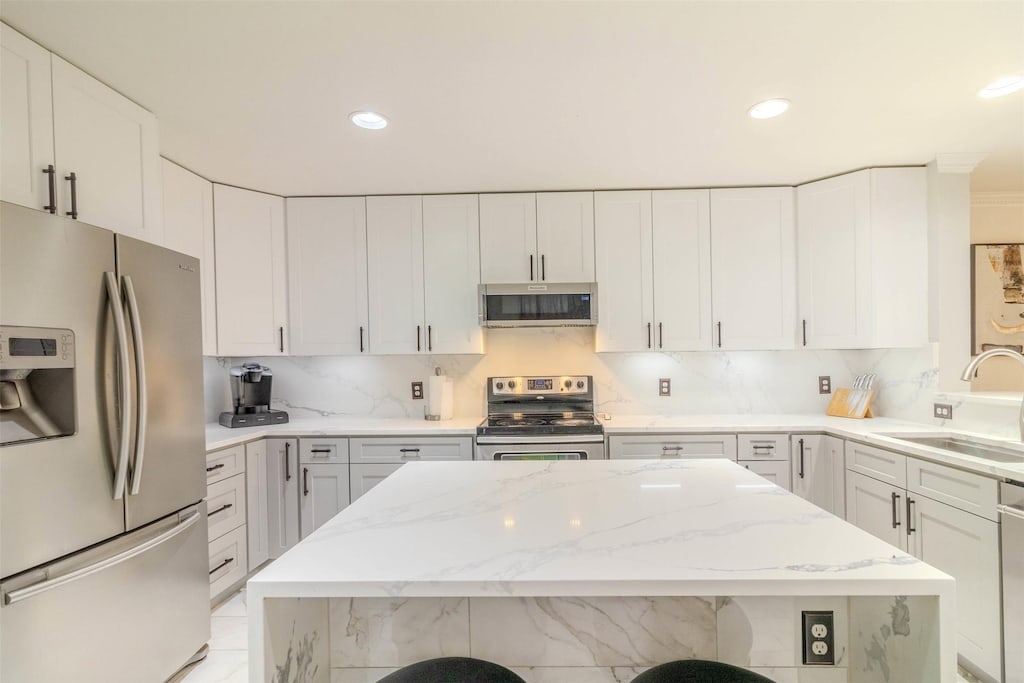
218,362,289,428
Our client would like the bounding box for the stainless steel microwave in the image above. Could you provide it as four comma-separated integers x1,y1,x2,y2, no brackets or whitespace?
478,283,597,328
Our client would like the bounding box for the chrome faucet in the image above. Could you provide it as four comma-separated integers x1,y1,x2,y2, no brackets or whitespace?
960,348,1024,441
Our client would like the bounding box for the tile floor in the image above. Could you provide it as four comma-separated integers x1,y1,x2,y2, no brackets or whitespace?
176,588,979,683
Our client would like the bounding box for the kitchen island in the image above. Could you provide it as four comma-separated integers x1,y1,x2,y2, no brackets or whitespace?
248,459,955,683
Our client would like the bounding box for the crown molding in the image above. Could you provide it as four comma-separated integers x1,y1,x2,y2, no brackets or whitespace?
934,152,987,174
971,191,1024,207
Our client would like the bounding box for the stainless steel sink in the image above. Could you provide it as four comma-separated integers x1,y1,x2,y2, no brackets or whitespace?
881,435,1024,463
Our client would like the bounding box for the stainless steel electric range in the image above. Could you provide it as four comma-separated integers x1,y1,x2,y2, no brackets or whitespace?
474,375,605,460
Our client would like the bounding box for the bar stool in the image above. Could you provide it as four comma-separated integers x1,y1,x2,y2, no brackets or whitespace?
632,659,774,682
377,657,526,683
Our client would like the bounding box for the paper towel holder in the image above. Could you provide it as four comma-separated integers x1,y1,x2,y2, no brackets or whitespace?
425,367,443,421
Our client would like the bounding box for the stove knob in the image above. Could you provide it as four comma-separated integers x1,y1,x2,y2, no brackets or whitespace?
508,380,516,389
564,379,572,388
576,380,585,389
496,382,504,390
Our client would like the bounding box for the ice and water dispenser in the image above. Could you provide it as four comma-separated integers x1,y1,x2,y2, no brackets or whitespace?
0,326,76,446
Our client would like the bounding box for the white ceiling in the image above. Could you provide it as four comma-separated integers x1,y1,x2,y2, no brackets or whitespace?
2,1,1023,197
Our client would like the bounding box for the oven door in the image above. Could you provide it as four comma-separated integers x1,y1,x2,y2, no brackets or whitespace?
475,439,606,461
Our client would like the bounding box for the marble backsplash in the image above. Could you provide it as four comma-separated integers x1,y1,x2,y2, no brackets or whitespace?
203,328,1013,433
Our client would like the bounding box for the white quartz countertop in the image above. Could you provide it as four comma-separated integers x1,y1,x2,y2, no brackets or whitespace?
249,459,952,599
205,416,483,450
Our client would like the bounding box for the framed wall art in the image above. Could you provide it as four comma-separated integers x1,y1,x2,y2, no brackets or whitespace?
972,243,1024,354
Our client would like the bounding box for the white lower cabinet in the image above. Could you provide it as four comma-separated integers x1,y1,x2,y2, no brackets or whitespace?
266,438,300,558
350,463,403,502
608,434,737,460
299,463,350,538
844,443,1003,682
740,460,791,489
208,525,247,601
790,434,847,514
205,445,248,601
245,439,270,570
737,434,790,490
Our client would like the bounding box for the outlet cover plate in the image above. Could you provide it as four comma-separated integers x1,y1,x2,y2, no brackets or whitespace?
412,382,424,400
802,610,835,665
818,376,831,394
933,403,953,419
659,378,671,396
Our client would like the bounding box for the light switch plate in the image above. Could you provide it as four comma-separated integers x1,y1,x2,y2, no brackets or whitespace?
659,378,671,396
818,376,831,394
411,382,424,400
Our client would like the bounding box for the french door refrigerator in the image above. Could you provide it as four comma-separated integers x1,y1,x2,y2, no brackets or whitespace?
0,201,209,682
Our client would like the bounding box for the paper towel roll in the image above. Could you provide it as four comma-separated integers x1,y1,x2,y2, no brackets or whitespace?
427,375,454,420
440,378,454,420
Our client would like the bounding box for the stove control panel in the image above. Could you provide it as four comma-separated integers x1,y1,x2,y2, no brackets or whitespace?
491,376,590,395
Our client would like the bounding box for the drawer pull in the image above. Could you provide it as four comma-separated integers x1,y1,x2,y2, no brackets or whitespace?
209,503,234,517
310,448,333,454
209,557,233,575
206,463,225,473
400,447,421,459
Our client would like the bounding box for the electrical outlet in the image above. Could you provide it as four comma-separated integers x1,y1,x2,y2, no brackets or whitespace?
818,376,831,394
933,403,953,419
802,610,835,665
411,382,424,400
659,378,671,396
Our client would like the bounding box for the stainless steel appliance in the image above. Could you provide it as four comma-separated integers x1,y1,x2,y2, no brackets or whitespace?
1001,480,1024,683
475,375,605,460
219,361,289,428
0,201,209,682
479,283,597,327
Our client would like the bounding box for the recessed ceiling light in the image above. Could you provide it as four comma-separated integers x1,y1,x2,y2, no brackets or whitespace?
978,76,1024,99
349,111,388,130
748,98,791,119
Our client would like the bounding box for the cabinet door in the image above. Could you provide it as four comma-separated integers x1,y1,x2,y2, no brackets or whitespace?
797,170,871,349
1,25,55,213
710,188,796,350
741,460,791,491
594,191,652,352
367,195,424,354
51,55,162,243
350,463,403,502
908,495,1001,680
825,436,846,518
245,440,270,570
479,193,537,283
213,184,287,355
161,159,217,355
791,435,832,512
286,197,368,355
845,471,907,551
652,189,713,350
266,439,299,558
422,194,483,354
536,191,594,283
299,463,350,538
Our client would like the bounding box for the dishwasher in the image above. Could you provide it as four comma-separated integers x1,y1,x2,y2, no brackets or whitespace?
1001,481,1024,683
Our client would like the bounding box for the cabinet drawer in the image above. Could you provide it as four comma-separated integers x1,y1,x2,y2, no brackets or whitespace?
207,473,247,541
907,459,999,521
349,436,474,463
738,434,790,461
299,438,349,464
741,459,792,490
208,525,247,599
845,441,906,488
206,444,245,484
608,434,738,460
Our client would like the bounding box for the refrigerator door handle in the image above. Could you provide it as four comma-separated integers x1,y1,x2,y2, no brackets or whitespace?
122,275,147,496
1,508,201,606
104,272,131,500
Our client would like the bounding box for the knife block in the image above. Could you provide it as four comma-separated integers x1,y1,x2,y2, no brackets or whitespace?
825,387,875,418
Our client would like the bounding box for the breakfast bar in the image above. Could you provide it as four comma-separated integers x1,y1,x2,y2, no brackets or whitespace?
247,459,956,683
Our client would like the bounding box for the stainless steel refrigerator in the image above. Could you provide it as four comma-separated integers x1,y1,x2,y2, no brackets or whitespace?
0,201,210,682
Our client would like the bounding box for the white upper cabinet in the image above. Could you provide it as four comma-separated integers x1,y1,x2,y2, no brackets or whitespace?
213,184,287,356
286,197,369,355
422,194,484,354
51,55,162,243
367,195,483,355
797,167,927,349
710,187,796,350
480,192,594,283
1,24,55,213
366,195,425,355
161,159,217,355
595,189,711,352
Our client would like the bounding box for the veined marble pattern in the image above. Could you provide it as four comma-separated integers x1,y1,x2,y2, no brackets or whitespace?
849,595,941,683
265,598,329,683
716,596,848,668
469,596,717,667
328,597,470,667
204,331,939,426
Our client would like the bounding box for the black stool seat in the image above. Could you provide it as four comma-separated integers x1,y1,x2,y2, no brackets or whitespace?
377,657,526,683
632,659,774,682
